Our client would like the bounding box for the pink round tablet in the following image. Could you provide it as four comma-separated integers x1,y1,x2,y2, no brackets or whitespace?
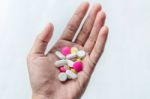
61,46,71,56
73,61,83,72
59,66,66,72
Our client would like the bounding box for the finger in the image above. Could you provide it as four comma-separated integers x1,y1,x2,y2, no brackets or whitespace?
30,23,54,55
84,11,106,53
90,26,108,64
60,2,89,41
77,26,108,86
75,3,101,45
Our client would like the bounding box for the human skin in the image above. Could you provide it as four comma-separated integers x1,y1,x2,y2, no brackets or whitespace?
27,2,108,99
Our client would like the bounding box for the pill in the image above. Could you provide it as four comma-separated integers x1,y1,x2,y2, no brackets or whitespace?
59,66,66,72
71,47,78,54
55,60,67,67
77,50,86,58
55,51,65,59
73,61,83,72
71,69,77,74
58,73,67,82
66,60,74,67
61,47,71,56
66,70,77,79
66,53,77,59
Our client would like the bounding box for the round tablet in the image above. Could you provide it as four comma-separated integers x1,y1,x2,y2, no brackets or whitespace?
77,50,86,58
59,66,66,72
71,47,78,54
58,73,67,82
73,61,83,72
61,47,71,56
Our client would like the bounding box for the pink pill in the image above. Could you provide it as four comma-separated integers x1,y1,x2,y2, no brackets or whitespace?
73,61,83,72
59,66,66,72
61,46,71,56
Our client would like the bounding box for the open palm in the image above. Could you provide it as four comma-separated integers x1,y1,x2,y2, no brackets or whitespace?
27,2,108,99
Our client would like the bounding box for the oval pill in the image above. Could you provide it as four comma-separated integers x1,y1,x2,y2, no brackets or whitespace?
66,70,77,79
58,73,67,82
66,53,77,59
77,50,86,58
61,47,71,56
55,51,65,59
55,60,67,67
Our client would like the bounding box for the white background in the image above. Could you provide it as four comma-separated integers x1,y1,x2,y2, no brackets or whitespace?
0,0,150,99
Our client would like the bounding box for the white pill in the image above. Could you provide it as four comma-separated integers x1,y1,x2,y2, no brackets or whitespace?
77,50,86,58
55,51,65,59
66,60,74,67
66,70,77,79
58,73,67,82
55,60,67,67
66,53,77,59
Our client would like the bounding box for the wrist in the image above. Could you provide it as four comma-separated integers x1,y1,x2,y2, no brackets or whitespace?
32,93,49,99
32,92,80,99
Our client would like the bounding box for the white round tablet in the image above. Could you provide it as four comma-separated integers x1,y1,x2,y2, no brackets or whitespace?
58,73,67,82
77,50,86,58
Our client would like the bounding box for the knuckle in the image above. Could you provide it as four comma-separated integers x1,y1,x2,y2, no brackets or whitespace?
88,36,96,42
67,23,77,33
76,38,83,45
81,26,89,34
74,11,84,20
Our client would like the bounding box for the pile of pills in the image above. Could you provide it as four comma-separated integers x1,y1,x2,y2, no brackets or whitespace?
54,46,86,82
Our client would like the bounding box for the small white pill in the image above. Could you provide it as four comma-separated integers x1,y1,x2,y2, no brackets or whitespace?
66,70,77,79
58,73,67,82
55,60,67,67
55,51,65,59
77,50,86,58
66,60,74,67
66,53,77,59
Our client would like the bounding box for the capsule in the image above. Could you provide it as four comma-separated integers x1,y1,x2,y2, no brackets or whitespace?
55,60,67,67
66,53,77,59
55,51,65,59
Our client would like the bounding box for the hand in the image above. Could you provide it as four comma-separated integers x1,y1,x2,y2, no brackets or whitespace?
27,2,108,99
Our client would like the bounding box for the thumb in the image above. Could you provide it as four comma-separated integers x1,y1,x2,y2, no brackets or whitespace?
30,23,54,55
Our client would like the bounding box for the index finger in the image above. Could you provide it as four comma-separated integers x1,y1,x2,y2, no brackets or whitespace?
60,2,89,41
